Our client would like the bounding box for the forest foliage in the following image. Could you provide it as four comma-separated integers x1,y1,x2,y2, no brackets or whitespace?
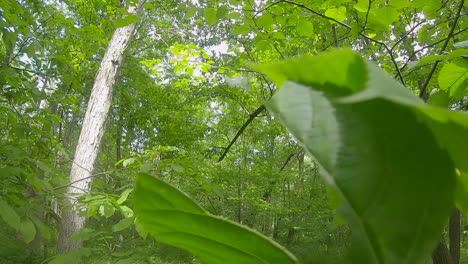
0,0,468,263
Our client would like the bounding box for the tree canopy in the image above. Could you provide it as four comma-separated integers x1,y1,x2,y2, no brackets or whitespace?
0,0,467,263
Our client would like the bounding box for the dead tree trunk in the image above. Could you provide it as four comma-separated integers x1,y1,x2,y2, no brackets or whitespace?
57,1,144,254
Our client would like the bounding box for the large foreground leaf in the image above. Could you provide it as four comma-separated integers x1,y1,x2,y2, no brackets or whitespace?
134,173,298,264
257,49,467,263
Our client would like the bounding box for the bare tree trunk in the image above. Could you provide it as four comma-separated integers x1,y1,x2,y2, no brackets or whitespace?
450,209,461,264
57,2,144,254
432,238,453,264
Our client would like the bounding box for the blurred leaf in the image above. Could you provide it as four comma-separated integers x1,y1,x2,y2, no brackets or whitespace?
117,189,133,205
261,49,460,263
19,217,36,243
99,203,116,218
427,89,449,108
134,173,298,264
115,14,139,28
0,200,20,230
257,13,274,28
325,6,347,22
296,21,314,37
113,216,135,232
204,8,218,25
438,61,468,99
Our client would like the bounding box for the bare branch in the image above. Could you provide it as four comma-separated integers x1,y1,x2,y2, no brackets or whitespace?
218,105,266,162
419,0,465,98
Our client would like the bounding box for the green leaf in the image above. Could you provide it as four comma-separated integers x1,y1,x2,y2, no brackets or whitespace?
99,203,116,218
257,13,274,28
143,3,154,9
113,216,135,232
119,205,134,217
20,217,36,243
369,6,399,30
296,21,314,37
255,50,367,98
217,5,229,19
134,173,298,264
273,31,286,40
135,218,148,239
0,200,20,230
438,61,468,99
233,24,250,35
427,89,449,108
260,49,458,263
117,189,133,205
204,8,218,26
115,14,140,28
325,6,347,22
354,0,369,12
122,157,136,167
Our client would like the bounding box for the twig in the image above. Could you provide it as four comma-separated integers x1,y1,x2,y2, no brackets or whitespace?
399,28,468,73
419,0,465,98
280,152,298,171
53,172,109,190
218,105,266,162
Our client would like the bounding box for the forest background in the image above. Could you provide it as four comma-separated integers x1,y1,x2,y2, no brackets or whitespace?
0,0,468,263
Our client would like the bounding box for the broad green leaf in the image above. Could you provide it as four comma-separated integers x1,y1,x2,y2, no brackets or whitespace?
115,14,140,28
113,216,135,232
233,24,250,35
255,49,367,97
427,89,449,108
217,5,229,19
204,8,218,25
371,6,399,29
135,218,148,239
260,49,459,263
438,61,468,99
273,31,286,40
0,200,20,230
296,21,314,37
257,13,274,28
134,173,298,264
20,217,36,243
143,3,154,9
122,157,136,167
117,188,133,204
325,6,347,22
99,203,116,218
119,205,134,217
354,0,369,12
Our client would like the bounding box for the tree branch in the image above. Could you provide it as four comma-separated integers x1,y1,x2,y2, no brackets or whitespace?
263,0,406,85
419,0,465,98
218,105,266,162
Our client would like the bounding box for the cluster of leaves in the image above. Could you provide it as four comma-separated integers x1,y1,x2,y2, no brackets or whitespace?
134,49,468,264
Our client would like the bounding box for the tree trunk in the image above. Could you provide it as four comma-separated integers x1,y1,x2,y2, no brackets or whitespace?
432,238,453,264
57,2,144,254
450,209,461,264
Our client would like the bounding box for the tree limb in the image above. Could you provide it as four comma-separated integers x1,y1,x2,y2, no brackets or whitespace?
263,0,406,85
218,105,266,162
419,0,465,98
